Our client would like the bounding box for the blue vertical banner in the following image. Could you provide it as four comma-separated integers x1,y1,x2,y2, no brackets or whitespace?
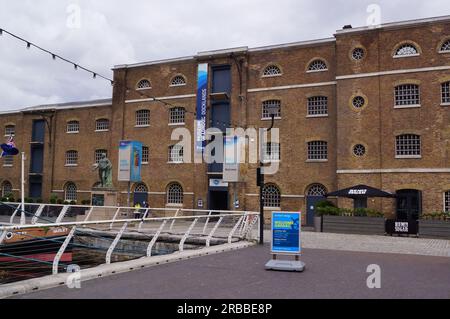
271,212,302,254
118,140,142,182
130,141,142,182
196,63,208,153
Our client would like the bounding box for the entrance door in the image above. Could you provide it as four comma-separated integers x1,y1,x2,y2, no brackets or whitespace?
306,196,325,227
396,189,422,220
208,191,229,211
133,184,149,206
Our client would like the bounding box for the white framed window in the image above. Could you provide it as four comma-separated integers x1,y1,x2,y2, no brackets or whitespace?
1,181,13,197
263,65,282,77
396,134,421,158
307,96,328,116
169,107,186,124
4,125,15,136
263,184,281,208
95,150,108,164
353,144,366,157
137,79,151,90
168,145,184,163
395,84,420,107
66,121,80,133
170,75,186,87
394,44,419,57
136,109,150,127
95,119,110,131
262,100,281,119
307,141,328,161
307,59,328,72
64,182,77,202
167,183,183,205
142,146,149,164
307,184,327,196
2,156,13,167
262,142,280,162
441,82,450,104
65,150,78,166
445,191,450,212
440,40,450,53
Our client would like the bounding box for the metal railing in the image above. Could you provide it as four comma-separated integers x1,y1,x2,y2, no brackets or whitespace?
0,203,259,285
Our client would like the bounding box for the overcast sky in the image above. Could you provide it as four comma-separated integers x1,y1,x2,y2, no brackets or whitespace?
0,0,449,111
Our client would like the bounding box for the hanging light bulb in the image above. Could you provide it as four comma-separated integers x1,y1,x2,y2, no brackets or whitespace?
0,29,3,36
26,42,31,49
52,54,56,60
74,64,78,70
93,73,97,79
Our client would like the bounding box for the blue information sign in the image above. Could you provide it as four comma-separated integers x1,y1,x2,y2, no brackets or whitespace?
195,63,208,153
271,212,301,255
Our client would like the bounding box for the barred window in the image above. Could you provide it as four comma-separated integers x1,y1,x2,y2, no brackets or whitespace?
167,183,183,204
169,107,186,124
168,145,184,163
170,75,186,86
65,150,78,165
353,144,366,157
307,96,328,116
95,119,110,131
394,44,419,57
352,48,365,61
5,125,15,136
136,109,150,126
263,65,282,77
2,156,13,167
445,191,450,212
142,146,149,164
307,184,327,196
307,141,328,160
262,142,280,162
95,150,108,164
396,134,421,157
395,84,420,106
441,40,450,52
307,59,328,72
64,182,77,202
135,183,148,193
263,184,281,208
67,121,80,133
137,79,151,90
441,82,450,104
262,100,281,119
1,181,13,197
352,96,366,109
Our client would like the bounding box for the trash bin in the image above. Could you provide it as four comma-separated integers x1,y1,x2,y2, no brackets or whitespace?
314,216,322,232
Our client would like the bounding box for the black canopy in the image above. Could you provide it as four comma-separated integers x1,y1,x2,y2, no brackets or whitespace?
326,184,395,199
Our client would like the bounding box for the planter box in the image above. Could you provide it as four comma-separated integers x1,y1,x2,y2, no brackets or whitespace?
419,220,450,239
322,215,385,235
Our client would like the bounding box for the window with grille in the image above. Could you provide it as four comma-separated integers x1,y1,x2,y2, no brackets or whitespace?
95,150,108,164
2,156,13,167
67,121,80,133
442,82,450,104
64,183,77,202
263,65,282,77
169,107,186,124
307,141,328,160
352,48,365,60
307,184,327,196
167,183,183,204
395,84,420,106
396,135,421,157
135,183,148,193
263,184,281,208
142,146,149,164
445,191,450,212
137,79,151,90
262,100,281,119
307,59,328,72
440,40,450,52
394,44,419,57
1,181,13,197
136,110,150,126
95,119,110,131
4,125,15,136
262,142,280,162
170,75,186,86
307,96,328,116
352,96,366,109
353,144,366,157
65,150,78,165
168,145,184,163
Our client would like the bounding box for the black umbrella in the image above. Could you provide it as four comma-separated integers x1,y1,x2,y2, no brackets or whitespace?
326,184,395,199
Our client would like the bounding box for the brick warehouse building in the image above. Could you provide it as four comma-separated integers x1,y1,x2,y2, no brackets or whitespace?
1,16,450,225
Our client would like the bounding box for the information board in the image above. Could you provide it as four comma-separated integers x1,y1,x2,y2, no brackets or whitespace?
271,212,302,255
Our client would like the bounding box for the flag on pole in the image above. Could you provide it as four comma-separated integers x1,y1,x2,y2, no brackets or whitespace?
1,135,19,158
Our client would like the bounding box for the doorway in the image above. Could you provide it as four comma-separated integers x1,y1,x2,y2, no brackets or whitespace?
208,190,229,211
133,183,149,206
306,196,325,227
396,189,422,220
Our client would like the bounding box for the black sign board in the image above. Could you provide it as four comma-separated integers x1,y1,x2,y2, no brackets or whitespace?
385,219,419,235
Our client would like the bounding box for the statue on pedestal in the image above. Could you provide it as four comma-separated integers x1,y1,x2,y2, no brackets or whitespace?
93,153,113,188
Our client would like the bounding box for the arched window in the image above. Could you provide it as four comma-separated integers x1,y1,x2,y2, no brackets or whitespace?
169,107,186,124
170,75,186,86
395,84,420,106
95,150,108,164
440,39,450,53
65,150,78,166
307,96,328,116
64,182,77,202
307,141,328,160
137,79,151,90
136,109,150,126
307,184,327,196
441,81,450,104
396,134,421,157
4,125,15,136
394,44,419,57
135,183,148,193
263,65,282,77
95,119,110,131
262,100,281,119
307,59,328,72
445,191,450,212
167,183,183,204
263,184,281,208
1,181,13,197
67,121,80,133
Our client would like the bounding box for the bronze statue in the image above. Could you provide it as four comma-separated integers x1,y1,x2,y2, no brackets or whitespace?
93,153,113,188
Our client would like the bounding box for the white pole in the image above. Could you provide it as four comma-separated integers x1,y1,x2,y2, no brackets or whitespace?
20,152,25,225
